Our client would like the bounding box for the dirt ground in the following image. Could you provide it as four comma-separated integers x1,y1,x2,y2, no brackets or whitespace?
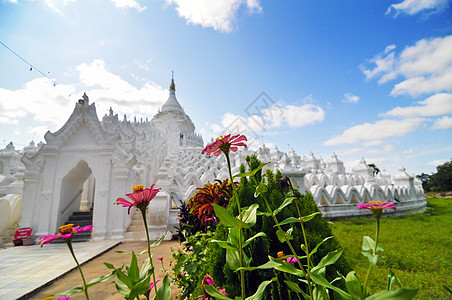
29,241,182,300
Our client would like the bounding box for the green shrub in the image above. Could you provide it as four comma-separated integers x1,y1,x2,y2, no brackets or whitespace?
198,155,351,299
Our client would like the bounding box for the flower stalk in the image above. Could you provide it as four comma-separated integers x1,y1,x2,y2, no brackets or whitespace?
140,208,159,300
66,238,90,300
362,217,380,298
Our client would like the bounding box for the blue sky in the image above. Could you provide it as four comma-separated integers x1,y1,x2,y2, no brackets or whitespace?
0,0,451,176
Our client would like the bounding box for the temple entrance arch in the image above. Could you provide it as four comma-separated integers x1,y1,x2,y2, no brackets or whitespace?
57,160,95,229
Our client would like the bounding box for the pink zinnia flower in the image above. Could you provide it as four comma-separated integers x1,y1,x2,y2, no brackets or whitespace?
197,274,229,299
358,201,396,218
39,224,93,247
202,134,247,156
158,256,164,261
286,257,298,264
149,280,160,291
115,184,160,214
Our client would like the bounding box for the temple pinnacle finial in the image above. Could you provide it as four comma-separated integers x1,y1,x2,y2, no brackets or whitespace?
170,72,175,92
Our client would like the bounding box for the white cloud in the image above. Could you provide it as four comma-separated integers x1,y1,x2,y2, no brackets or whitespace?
432,115,452,129
425,158,449,167
386,0,450,17
323,118,424,146
362,35,452,97
210,102,324,135
363,140,384,147
0,59,168,141
267,104,325,128
166,0,262,33
385,93,452,117
403,149,414,154
342,93,360,103
110,0,146,12
43,0,145,13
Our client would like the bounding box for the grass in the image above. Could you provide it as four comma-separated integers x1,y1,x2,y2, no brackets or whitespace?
331,198,452,299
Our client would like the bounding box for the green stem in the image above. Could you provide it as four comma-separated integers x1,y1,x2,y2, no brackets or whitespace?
66,238,90,300
362,218,380,298
141,208,159,300
225,152,245,299
260,191,313,298
288,180,312,273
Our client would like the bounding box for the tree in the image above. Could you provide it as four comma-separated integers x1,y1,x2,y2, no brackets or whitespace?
416,173,431,192
368,163,380,176
429,160,452,192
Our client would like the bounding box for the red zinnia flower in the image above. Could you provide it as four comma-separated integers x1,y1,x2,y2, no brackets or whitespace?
358,201,396,218
39,224,93,247
202,134,247,156
115,184,160,214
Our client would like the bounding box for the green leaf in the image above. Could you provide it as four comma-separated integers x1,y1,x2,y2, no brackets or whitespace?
55,285,83,297
226,228,241,270
128,252,139,283
309,237,333,257
212,239,239,251
116,269,133,288
205,284,234,300
104,262,116,269
308,272,354,300
113,281,131,298
299,212,321,223
256,210,272,217
87,272,117,288
254,182,268,197
387,269,403,291
245,278,277,300
362,252,378,268
365,288,419,300
284,280,303,294
150,230,168,248
129,275,151,300
155,275,172,300
242,204,259,226
139,258,152,279
243,232,266,248
233,162,270,179
274,217,299,227
362,236,384,253
214,203,250,228
273,197,296,216
345,271,362,299
276,228,294,243
311,250,343,273
237,257,305,277
312,285,329,300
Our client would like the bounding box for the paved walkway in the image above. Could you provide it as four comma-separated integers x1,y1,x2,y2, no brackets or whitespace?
0,240,120,300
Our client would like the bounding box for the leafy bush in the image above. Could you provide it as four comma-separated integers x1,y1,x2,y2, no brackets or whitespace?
174,201,206,242
170,230,214,299
198,155,351,299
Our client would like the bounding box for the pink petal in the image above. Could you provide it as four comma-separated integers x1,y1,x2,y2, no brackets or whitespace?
115,197,133,207
76,225,93,233
39,234,61,246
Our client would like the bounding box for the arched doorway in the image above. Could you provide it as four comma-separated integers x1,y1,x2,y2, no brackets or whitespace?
57,160,95,229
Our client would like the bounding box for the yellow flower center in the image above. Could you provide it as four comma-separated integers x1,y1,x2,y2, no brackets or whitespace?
215,135,226,141
59,224,74,235
369,201,382,204
277,251,284,258
132,185,145,193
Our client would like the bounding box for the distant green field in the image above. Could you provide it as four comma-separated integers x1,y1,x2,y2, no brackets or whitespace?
332,198,452,299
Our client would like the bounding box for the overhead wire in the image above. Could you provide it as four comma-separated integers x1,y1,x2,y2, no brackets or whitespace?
0,40,58,86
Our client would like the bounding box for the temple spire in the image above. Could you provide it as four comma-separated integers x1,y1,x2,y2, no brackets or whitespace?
170,71,175,92
161,74,183,113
